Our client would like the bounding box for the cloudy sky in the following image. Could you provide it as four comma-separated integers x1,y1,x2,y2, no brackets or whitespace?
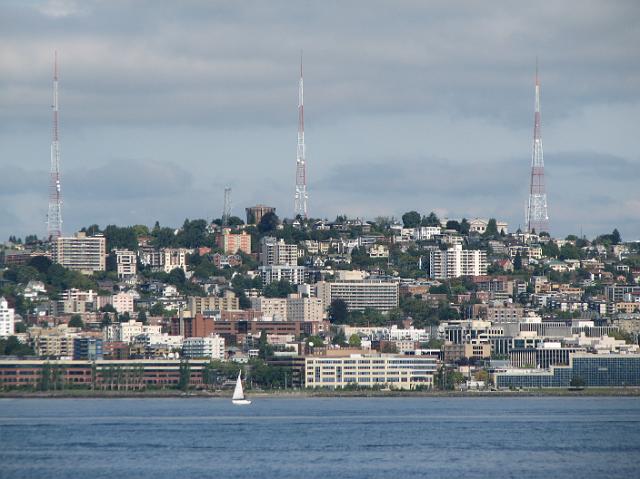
1,0,639,241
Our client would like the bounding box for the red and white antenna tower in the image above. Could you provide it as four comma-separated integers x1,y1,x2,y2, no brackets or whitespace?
294,52,308,219
47,51,63,240
526,60,549,234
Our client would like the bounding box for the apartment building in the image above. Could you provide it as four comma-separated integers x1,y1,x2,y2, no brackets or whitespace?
260,236,298,266
250,297,288,320
429,244,487,279
304,354,438,390
259,265,307,285
115,249,137,279
187,291,239,315
0,297,15,337
52,232,106,274
162,248,188,273
315,280,399,312
216,229,252,255
182,335,225,360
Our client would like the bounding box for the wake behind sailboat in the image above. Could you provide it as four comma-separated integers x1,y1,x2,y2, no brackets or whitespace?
232,371,251,405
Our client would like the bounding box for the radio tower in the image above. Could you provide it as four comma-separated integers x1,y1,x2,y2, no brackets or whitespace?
294,52,308,219
222,187,232,226
47,51,63,240
526,61,549,234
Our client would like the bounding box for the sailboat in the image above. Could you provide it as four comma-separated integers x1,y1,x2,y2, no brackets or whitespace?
232,371,251,405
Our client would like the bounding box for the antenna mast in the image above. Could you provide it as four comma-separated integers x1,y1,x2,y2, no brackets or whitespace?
294,51,308,219
47,51,63,240
223,187,232,226
525,59,549,234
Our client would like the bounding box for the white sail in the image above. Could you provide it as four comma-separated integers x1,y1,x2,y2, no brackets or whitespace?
232,371,244,401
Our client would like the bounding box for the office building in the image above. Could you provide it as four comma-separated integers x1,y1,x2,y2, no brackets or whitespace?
305,354,437,389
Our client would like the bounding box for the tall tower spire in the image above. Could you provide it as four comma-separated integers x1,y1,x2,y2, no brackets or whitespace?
294,51,308,219
526,59,549,234
47,51,63,240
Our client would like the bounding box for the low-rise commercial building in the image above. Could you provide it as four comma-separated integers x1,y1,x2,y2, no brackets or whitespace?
305,354,437,390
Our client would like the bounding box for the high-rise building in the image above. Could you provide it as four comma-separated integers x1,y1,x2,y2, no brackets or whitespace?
52,232,106,274
245,205,276,225
259,236,298,266
216,229,252,255
294,54,308,218
429,244,487,279
315,280,399,312
47,52,63,240
0,297,15,338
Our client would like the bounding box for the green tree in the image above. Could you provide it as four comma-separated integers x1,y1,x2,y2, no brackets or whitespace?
149,302,166,317
514,252,523,270
459,218,471,235
262,279,295,298
68,314,84,328
445,220,460,231
402,211,422,228
332,328,347,346
177,360,191,391
483,218,499,237
611,228,622,245
328,298,349,324
258,212,280,234
422,212,440,227
348,334,362,347
570,376,586,388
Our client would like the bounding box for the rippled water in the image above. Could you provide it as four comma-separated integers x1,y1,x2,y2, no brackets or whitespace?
1,396,638,479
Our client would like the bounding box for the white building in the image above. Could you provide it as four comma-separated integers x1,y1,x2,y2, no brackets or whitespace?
260,237,298,266
315,280,399,312
305,354,437,389
287,295,325,322
104,320,161,343
162,248,188,273
259,265,307,285
250,297,288,321
111,291,135,314
429,244,487,279
182,335,225,360
468,218,509,235
115,249,137,279
52,232,106,274
0,297,15,337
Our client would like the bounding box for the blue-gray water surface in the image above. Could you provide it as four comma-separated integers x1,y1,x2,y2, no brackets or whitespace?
1,396,639,479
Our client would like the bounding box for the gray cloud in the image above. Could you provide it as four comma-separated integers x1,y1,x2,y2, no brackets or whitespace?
0,1,639,240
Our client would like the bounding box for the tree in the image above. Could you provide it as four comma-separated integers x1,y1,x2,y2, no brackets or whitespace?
483,218,499,237
422,212,440,227
611,228,622,245
177,360,191,391
307,335,324,347
514,252,523,271
328,298,349,324
445,220,460,232
402,211,421,228
348,334,362,347
68,315,84,329
258,212,280,234
262,279,295,298
459,218,471,235
137,310,148,324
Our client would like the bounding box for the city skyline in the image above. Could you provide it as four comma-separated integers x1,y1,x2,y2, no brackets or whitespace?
1,1,639,240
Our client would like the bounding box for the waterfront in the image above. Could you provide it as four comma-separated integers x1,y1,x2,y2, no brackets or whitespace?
1,397,639,478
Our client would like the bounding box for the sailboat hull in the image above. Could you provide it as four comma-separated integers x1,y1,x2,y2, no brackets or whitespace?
232,399,252,405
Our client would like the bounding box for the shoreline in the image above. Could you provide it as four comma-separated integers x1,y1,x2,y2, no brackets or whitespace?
1,387,639,399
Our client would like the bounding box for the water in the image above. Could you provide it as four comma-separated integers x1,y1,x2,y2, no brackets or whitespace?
1,396,639,479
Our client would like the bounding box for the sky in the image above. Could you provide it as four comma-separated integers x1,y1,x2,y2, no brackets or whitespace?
1,0,639,241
